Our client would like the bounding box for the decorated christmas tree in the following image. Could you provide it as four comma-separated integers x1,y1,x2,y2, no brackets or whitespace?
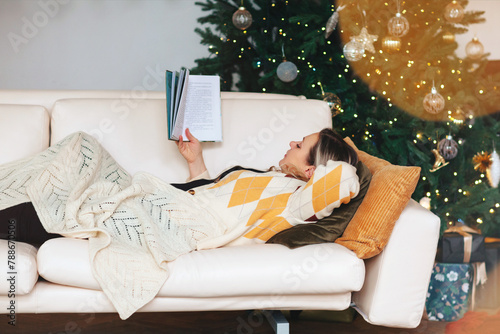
192,0,500,235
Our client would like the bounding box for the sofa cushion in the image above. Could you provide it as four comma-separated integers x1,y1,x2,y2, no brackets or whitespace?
0,104,50,164
37,237,365,297
4,281,352,313
266,161,372,248
0,240,38,295
334,138,421,259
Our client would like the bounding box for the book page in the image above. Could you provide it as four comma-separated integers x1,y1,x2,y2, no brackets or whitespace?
182,75,222,142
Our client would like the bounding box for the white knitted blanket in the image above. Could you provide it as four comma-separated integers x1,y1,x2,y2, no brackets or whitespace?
0,132,224,319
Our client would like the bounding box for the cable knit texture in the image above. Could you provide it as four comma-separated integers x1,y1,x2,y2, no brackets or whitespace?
0,132,224,319
0,132,360,319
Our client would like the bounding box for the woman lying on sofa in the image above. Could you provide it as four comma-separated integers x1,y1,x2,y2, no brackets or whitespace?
0,127,361,247
0,127,365,319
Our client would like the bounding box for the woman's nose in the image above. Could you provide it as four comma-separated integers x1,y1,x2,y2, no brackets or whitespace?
289,141,295,148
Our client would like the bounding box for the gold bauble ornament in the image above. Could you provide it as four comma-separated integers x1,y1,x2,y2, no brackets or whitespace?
382,36,401,53
322,92,342,117
232,6,252,30
442,31,455,44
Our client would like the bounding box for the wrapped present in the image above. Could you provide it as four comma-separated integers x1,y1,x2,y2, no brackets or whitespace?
426,262,473,321
436,225,486,263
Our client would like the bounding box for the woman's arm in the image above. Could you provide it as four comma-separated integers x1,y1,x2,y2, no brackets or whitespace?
176,128,209,180
288,160,360,222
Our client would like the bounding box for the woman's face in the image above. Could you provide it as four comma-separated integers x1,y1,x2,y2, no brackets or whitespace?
279,132,319,178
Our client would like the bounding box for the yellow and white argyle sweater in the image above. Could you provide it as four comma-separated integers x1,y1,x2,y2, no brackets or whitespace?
194,160,360,249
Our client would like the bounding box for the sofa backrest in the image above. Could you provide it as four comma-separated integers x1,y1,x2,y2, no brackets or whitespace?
0,90,303,112
0,104,49,165
0,90,331,183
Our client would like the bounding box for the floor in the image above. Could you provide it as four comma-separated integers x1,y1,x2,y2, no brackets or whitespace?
0,310,448,334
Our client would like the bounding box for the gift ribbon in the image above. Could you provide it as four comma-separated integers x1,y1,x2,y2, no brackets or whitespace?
444,225,479,263
485,237,500,243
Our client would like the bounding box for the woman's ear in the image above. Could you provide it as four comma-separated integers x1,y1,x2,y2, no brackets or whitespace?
304,166,316,179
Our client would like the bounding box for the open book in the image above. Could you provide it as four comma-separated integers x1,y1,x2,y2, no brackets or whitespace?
166,68,222,142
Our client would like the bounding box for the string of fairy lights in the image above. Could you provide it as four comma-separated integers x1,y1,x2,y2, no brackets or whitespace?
215,0,499,226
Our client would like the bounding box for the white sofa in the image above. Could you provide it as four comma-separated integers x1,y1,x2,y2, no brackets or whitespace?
0,89,440,330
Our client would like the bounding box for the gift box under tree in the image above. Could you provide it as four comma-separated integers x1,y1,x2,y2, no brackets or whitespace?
426,262,474,321
436,224,486,263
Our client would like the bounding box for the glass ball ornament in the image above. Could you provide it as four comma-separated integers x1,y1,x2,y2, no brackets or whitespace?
343,40,364,62
322,92,342,117
388,13,410,38
232,6,252,30
382,36,401,54
423,86,445,114
466,37,484,60
444,0,465,23
277,60,298,83
438,135,459,160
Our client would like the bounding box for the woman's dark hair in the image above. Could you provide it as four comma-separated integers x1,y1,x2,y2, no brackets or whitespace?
307,128,358,167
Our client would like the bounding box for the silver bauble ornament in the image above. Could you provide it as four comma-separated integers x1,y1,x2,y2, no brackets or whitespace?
343,40,364,62
444,0,465,23
232,7,252,30
466,37,484,60
438,135,459,160
277,60,298,82
388,12,410,38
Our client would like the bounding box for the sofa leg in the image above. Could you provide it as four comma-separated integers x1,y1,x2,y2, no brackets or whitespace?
262,310,289,334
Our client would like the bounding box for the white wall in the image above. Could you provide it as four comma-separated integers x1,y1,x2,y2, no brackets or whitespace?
454,0,500,60
0,0,210,90
0,0,498,91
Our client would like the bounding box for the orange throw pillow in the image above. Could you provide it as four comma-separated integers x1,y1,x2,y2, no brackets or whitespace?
335,137,421,259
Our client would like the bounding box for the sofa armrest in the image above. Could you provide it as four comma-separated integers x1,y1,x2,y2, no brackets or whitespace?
352,199,440,328
0,240,39,295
